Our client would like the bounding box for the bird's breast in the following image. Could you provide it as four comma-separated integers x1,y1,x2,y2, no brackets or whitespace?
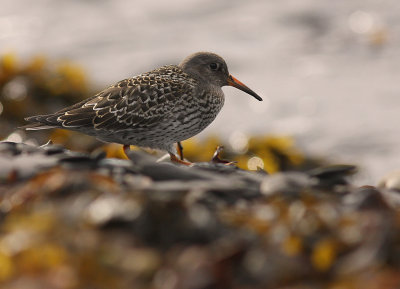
170,87,224,140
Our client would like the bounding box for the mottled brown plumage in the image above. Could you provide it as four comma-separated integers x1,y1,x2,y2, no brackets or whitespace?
23,52,262,160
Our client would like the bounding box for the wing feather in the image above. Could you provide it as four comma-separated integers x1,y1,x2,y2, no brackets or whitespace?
23,65,196,133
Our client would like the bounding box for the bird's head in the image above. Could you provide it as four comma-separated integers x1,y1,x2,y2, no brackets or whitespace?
179,52,262,101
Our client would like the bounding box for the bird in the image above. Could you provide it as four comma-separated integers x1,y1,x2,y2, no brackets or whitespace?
22,52,262,164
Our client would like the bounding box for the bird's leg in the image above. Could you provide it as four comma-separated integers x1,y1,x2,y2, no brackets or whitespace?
169,152,193,166
177,141,184,160
212,146,236,165
123,145,131,158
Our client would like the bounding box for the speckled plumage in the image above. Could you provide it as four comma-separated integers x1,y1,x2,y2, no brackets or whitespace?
23,52,262,156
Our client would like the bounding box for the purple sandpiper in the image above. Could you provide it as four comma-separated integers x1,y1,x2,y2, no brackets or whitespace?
22,52,262,164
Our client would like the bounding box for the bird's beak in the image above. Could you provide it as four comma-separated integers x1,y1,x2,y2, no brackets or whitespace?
227,74,263,101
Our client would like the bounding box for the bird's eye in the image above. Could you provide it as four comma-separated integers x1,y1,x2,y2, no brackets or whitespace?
209,63,219,71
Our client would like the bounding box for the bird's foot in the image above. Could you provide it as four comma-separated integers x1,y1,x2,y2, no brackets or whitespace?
169,153,193,166
211,146,236,165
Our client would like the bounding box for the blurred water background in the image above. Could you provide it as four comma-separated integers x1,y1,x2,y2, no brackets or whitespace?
1,0,399,184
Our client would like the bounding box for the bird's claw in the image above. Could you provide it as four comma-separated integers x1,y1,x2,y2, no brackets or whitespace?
169,153,193,166
211,146,236,165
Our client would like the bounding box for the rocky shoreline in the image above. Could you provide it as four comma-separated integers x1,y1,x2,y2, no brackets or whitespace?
0,141,400,288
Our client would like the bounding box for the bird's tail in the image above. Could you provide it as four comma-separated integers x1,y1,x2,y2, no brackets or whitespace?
19,115,58,130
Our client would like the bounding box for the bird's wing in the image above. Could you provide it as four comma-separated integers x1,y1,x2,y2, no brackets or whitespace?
25,66,196,132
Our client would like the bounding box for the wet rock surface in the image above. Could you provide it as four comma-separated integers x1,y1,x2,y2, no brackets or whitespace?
0,141,399,289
